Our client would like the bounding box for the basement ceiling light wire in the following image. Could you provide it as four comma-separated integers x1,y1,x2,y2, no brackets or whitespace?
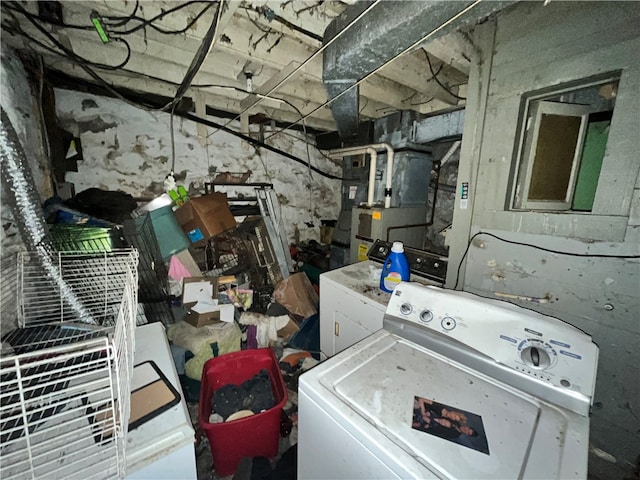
204,0,383,141
265,0,483,141
163,0,224,112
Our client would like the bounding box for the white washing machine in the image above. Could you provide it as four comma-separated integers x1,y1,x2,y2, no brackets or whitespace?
299,282,599,479
320,240,447,358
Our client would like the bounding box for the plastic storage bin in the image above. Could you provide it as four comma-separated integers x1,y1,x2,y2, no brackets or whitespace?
198,348,287,476
148,205,190,260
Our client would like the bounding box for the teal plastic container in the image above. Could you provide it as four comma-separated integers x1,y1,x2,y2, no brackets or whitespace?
380,241,410,293
148,205,190,260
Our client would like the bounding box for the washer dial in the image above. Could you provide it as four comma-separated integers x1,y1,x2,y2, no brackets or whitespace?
400,303,413,315
518,339,557,370
419,310,433,323
441,317,456,331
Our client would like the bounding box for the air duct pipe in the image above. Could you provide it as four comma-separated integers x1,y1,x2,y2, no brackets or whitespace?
1,107,96,324
329,143,395,208
323,1,515,138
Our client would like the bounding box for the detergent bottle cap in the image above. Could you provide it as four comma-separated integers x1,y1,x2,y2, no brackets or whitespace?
391,241,404,253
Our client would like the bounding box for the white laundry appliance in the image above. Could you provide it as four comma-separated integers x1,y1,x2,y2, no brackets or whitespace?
126,322,196,480
320,239,447,358
299,282,599,479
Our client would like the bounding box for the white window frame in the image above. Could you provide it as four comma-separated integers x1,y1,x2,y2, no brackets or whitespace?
514,101,591,210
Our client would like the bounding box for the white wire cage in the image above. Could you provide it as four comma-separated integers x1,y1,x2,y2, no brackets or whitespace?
0,249,138,480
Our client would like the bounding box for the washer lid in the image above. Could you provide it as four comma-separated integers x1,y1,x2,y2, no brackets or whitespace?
320,331,545,479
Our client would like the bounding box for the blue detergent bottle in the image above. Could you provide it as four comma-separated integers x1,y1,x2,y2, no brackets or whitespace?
380,241,410,293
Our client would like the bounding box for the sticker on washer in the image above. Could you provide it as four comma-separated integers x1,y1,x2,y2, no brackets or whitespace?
412,396,490,455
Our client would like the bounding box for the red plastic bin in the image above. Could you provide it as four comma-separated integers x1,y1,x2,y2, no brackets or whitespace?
198,348,287,476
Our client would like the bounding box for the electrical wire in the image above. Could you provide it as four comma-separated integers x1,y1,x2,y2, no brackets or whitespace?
182,112,342,180
240,5,323,42
163,0,223,112
106,2,214,36
424,50,466,101
189,83,315,181
4,1,335,181
170,103,177,174
4,2,132,70
1,2,94,30
2,21,156,113
454,231,640,290
103,0,140,27
2,1,212,36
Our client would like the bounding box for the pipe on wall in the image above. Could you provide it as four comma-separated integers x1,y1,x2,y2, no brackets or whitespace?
329,143,395,208
0,107,96,324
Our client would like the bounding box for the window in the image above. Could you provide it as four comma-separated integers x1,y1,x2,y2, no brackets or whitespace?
512,76,618,211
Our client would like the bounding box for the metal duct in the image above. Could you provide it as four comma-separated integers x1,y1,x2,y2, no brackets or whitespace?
1,107,96,324
323,0,514,139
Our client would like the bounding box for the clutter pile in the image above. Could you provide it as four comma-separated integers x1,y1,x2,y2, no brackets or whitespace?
40,184,326,478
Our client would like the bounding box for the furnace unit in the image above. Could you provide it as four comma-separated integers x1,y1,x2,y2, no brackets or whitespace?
344,146,432,263
350,205,428,263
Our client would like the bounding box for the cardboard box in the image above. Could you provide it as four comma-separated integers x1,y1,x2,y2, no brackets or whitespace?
174,193,236,246
184,304,221,328
273,273,319,320
182,277,221,328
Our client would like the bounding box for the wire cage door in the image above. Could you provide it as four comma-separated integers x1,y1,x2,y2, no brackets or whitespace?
0,250,138,480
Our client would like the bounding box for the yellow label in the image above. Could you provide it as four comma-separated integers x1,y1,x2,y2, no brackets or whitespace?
358,244,369,261
372,211,382,220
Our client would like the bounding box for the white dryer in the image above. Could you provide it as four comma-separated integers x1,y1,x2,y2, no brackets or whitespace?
299,283,598,479
320,240,447,358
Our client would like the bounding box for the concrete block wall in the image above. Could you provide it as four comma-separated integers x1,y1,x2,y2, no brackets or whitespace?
448,3,640,477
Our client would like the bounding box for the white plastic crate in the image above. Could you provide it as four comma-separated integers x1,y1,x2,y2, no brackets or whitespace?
1,250,138,480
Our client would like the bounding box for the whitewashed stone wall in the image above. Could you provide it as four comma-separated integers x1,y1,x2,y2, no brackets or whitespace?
54,89,342,244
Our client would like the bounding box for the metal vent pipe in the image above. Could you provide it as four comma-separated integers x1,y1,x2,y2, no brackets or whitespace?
322,1,515,138
1,107,95,324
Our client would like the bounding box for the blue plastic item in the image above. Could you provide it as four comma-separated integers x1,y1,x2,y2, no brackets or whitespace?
288,313,320,360
148,205,190,260
379,241,410,293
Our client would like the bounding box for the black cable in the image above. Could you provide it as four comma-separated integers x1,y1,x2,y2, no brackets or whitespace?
4,2,131,70
454,231,640,290
2,1,210,36
182,112,342,180
424,50,466,101
4,21,159,113
105,0,213,35
102,0,140,27
163,1,221,111
1,2,93,29
240,5,323,42
105,1,213,35
4,11,338,180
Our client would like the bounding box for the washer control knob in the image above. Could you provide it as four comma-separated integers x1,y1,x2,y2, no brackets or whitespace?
441,317,456,331
521,346,551,369
400,303,413,315
419,310,433,323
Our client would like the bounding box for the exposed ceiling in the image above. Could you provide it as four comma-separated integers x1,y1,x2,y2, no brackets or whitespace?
1,0,477,135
